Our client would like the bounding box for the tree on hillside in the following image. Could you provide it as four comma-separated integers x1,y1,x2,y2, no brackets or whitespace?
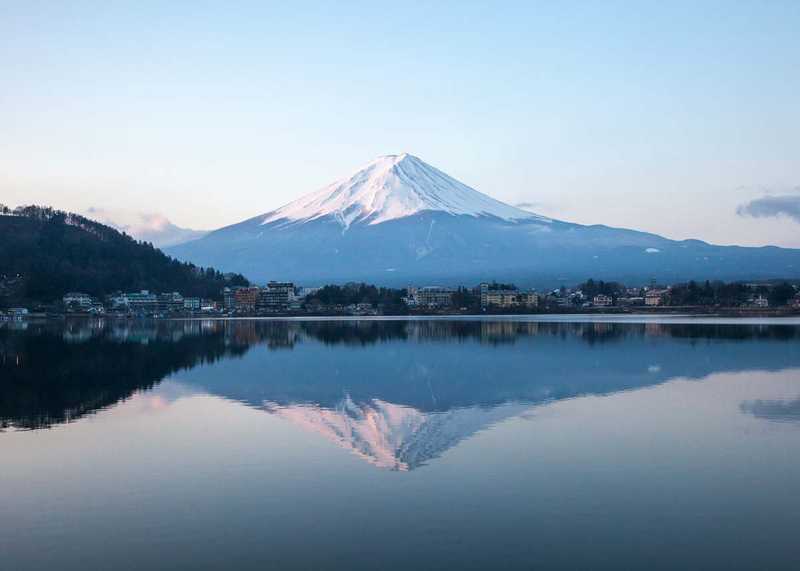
304,283,406,310
0,205,249,305
769,282,796,306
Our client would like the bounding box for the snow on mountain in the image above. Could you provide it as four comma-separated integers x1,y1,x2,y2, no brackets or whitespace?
262,153,549,229
263,396,530,471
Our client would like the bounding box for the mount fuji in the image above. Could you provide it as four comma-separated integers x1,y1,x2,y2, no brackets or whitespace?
167,154,800,286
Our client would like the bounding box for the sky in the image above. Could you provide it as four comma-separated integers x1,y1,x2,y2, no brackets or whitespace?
2,0,799,246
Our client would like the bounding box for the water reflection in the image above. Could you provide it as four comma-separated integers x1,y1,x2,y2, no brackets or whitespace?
0,319,244,430
264,398,532,470
2,318,800,469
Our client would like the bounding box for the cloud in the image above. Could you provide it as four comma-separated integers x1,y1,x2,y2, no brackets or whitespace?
740,397,800,424
515,201,552,214
737,191,800,224
85,207,208,248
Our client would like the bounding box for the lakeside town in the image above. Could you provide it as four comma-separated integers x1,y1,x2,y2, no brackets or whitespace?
3,278,800,321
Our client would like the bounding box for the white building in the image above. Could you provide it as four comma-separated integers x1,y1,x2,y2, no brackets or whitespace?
8,307,29,320
111,290,159,312
63,292,93,308
593,294,613,307
413,286,455,307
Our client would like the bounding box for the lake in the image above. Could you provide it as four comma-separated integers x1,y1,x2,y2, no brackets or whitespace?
2,317,800,570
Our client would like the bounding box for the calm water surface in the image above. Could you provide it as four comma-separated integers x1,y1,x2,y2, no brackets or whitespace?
2,318,800,570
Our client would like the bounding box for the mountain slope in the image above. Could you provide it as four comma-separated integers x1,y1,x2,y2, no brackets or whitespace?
167,154,800,286
0,207,248,306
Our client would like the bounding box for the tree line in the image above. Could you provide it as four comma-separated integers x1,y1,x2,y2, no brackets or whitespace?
577,278,797,307
304,283,407,310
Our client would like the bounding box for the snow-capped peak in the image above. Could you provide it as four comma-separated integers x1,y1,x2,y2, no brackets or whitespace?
261,153,549,228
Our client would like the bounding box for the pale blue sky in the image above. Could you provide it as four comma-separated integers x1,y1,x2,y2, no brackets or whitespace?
2,1,799,246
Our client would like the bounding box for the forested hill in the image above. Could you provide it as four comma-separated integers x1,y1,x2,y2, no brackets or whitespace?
0,205,249,306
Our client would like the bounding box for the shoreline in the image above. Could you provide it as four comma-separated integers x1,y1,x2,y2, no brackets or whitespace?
13,311,800,325
47,305,800,319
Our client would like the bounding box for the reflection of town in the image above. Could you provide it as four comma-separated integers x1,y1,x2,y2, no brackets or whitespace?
3,319,799,469
5,318,798,348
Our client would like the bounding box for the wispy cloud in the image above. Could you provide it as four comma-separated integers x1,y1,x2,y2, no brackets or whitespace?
515,201,550,213
737,190,800,224
741,397,800,424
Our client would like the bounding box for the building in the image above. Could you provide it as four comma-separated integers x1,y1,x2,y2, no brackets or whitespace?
257,282,295,311
234,287,260,313
555,296,573,308
158,292,184,313
127,291,158,312
183,297,201,311
793,294,800,309
413,286,454,308
222,287,247,311
516,291,539,307
222,286,258,312
752,295,769,308
222,287,235,311
63,292,93,309
346,303,377,315
8,307,29,320
593,294,613,307
645,290,667,307
110,290,159,312
480,283,539,309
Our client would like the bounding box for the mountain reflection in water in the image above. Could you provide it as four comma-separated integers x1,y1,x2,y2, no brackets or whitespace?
2,318,799,469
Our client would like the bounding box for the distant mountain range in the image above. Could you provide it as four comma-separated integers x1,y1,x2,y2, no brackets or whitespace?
166,154,800,287
85,207,208,248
